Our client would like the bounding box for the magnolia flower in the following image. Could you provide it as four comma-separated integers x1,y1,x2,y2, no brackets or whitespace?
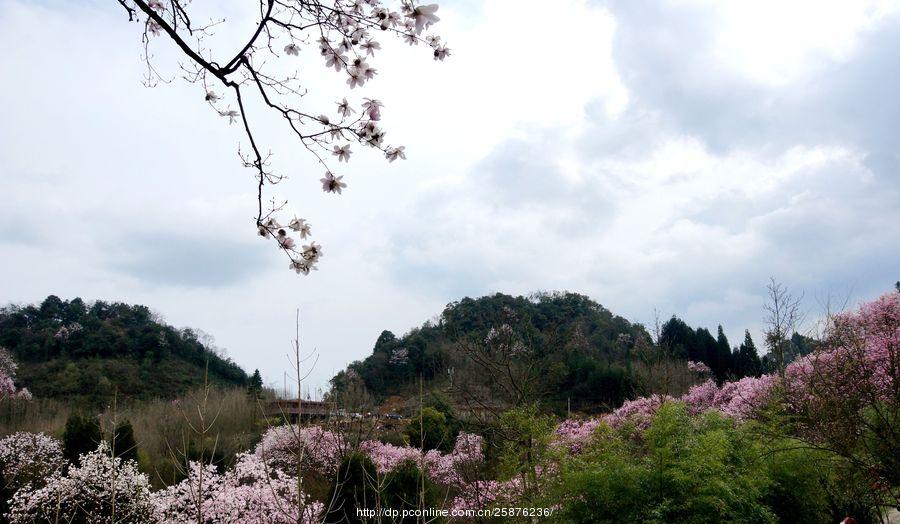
426,35,441,47
147,20,162,36
361,39,381,56
363,98,382,120
323,50,347,72
347,69,364,88
276,229,295,249
433,45,450,61
336,98,354,117
290,259,313,275
284,43,300,56
408,4,439,34
205,91,219,102
317,114,330,125
257,225,270,238
332,144,352,162
386,146,406,162
148,0,165,10
219,109,239,124
288,217,311,239
302,242,323,262
320,171,347,194
403,32,418,46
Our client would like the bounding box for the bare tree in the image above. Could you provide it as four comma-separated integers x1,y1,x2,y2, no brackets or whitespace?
116,0,447,274
763,277,805,378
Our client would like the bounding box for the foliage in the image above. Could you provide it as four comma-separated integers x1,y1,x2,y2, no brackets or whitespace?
247,369,264,399
63,412,102,463
112,419,139,464
0,296,248,404
550,404,773,523
331,292,647,411
405,406,450,452
324,453,379,524
381,460,441,516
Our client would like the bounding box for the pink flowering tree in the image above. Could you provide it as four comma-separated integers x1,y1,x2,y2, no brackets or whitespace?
116,0,447,274
154,453,323,523
781,291,900,496
0,348,30,402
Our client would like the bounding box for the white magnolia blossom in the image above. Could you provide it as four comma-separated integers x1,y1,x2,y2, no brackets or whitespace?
288,217,311,239
219,109,239,124
284,43,300,56
361,39,381,56
386,146,406,162
320,171,347,194
302,242,323,263
362,98,383,121
205,90,219,102
336,97,354,117
332,144,352,162
406,3,439,34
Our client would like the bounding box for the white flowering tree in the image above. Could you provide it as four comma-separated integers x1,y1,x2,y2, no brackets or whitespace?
116,0,447,274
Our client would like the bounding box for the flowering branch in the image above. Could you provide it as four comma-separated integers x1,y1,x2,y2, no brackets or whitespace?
119,0,447,274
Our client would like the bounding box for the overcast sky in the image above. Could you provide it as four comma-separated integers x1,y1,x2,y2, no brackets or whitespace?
1,0,898,395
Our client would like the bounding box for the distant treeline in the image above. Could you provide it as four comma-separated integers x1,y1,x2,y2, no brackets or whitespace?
0,296,247,404
331,291,813,412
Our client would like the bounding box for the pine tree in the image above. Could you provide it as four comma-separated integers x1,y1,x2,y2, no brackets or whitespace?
247,369,264,398
112,419,139,463
63,412,102,463
715,326,733,380
735,331,762,378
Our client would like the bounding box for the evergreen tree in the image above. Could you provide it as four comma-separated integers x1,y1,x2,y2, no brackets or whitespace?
735,331,762,378
247,369,264,398
659,316,697,360
112,419,139,463
63,412,102,463
325,453,379,523
714,326,734,380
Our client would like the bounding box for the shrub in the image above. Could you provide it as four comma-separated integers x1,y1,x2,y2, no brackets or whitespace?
405,407,450,452
62,412,101,463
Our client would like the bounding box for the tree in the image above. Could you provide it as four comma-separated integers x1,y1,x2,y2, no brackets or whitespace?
112,419,140,464
734,331,762,378
247,369,264,399
405,407,450,452
62,412,102,463
714,325,733,381
325,453,379,524
116,0,447,275
763,278,803,377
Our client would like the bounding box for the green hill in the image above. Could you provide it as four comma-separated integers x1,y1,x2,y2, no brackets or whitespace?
330,292,652,413
0,296,248,404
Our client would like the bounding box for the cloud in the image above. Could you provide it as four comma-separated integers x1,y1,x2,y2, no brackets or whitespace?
1,0,899,393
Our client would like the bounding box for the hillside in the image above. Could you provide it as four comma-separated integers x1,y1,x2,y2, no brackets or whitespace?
330,292,654,413
0,296,248,404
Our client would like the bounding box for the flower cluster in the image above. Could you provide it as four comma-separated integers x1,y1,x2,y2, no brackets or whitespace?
7,443,157,524
135,0,448,276
359,432,483,487
0,432,65,493
154,453,323,523
687,360,712,375
253,424,347,474
0,347,30,401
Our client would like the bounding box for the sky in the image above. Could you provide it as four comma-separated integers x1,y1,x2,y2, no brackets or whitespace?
1,0,899,396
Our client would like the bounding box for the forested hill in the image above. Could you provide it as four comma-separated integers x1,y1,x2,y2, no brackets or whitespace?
0,296,248,404
330,292,653,411
330,291,803,414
